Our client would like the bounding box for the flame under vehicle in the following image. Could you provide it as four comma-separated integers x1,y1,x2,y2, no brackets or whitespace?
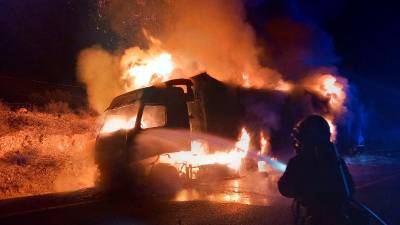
95,73,242,191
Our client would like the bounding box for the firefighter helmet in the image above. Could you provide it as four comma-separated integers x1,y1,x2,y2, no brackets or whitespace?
292,115,331,153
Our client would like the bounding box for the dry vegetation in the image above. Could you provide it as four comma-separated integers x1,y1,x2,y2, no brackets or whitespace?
0,102,99,199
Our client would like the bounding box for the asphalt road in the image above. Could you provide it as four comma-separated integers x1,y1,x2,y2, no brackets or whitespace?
0,172,293,225
0,153,399,225
0,198,292,225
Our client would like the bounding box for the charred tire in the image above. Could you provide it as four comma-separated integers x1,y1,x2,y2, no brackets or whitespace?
97,162,132,193
95,132,132,193
147,163,181,195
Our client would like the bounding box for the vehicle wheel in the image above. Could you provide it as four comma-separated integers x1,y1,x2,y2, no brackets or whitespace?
147,163,181,195
96,161,132,194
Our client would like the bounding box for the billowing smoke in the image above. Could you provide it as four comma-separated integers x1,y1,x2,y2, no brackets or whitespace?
77,0,283,112
77,46,124,112
159,0,282,86
244,0,339,80
77,0,362,151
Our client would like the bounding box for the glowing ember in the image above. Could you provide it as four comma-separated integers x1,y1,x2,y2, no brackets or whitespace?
159,128,251,174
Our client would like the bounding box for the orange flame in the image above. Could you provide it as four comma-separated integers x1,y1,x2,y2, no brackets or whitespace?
304,74,347,113
242,73,251,88
100,116,136,133
257,131,271,173
100,116,154,134
235,127,251,153
322,75,346,112
119,31,176,91
324,116,337,142
302,73,348,143
260,131,270,156
118,31,292,94
121,49,175,91
159,127,251,174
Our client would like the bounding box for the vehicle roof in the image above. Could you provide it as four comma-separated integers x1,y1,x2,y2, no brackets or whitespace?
106,73,218,111
107,79,192,110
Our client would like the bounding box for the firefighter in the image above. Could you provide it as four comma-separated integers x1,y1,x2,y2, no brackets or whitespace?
278,115,355,225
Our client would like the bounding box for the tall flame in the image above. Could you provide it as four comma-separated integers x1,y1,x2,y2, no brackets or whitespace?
121,49,175,91
302,73,348,142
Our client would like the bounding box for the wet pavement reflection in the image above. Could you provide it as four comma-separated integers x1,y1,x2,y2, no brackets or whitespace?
172,171,285,206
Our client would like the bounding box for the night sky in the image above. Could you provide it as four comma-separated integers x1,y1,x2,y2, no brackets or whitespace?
0,0,399,147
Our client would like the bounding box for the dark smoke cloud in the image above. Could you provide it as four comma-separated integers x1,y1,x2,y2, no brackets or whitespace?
241,0,367,151
244,0,339,80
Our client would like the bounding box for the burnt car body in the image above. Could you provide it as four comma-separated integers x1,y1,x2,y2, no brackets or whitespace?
95,73,241,190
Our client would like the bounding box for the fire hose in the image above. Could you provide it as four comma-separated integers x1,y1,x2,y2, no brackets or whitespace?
247,146,389,225
349,200,388,225
333,145,389,225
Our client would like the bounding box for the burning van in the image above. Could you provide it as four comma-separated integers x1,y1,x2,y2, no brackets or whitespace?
95,73,245,191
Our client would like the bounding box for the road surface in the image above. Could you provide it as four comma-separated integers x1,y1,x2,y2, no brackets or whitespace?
0,153,398,225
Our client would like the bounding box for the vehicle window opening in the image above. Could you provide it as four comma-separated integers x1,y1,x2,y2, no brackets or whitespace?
141,105,166,129
100,102,140,133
